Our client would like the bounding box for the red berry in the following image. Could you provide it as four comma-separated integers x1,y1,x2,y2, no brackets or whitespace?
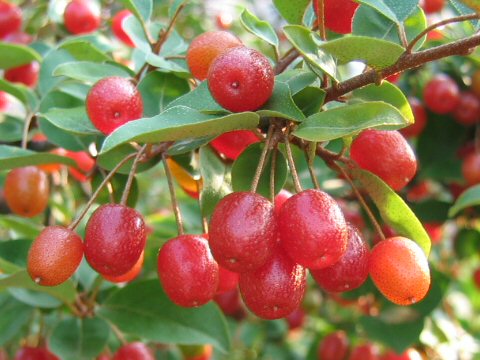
158,234,218,307
65,150,95,182
112,342,154,360
322,0,359,34
278,189,348,269
420,0,445,14
401,97,427,138
285,307,306,330
2,31,32,44
4,166,49,218
64,0,101,35
473,268,480,289
424,222,443,244
208,47,274,112
210,130,260,160
5,61,40,88
112,10,135,47
0,0,22,38
423,74,460,114
462,152,480,186
317,331,349,360
217,266,239,294
350,130,417,191
14,346,59,360
274,189,293,218
86,77,143,135
380,348,422,360
103,250,144,283
369,237,430,306
311,224,370,293
85,204,146,276
209,192,278,272
214,288,243,316
349,343,379,360
0,91,8,111
239,247,306,319
27,226,84,286
386,72,401,83
186,31,242,81
453,92,480,126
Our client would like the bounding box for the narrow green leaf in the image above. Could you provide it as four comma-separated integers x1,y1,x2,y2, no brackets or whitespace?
319,36,405,69
98,279,231,353
166,82,224,113
240,8,279,47
0,115,23,142
232,144,287,198
257,81,305,122
100,106,260,154
283,25,337,80
351,168,431,255
356,0,399,22
0,294,33,346
120,0,152,23
0,145,76,170
53,62,132,83
293,102,410,142
39,107,99,135
0,42,42,69
50,318,110,360
352,82,414,123
38,117,96,152
59,40,111,62
199,147,232,219
168,136,214,156
124,15,151,52
0,218,42,239
0,271,77,304
8,288,62,309
144,53,190,75
38,49,76,96
276,69,318,95
273,0,310,24
449,184,480,217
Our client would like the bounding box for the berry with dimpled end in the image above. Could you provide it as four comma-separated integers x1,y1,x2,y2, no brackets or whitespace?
0,0,22,38
27,226,84,286
208,46,274,112
86,76,143,135
85,204,146,276
350,129,417,191
158,234,218,307
278,189,348,269
112,10,135,47
209,191,278,272
239,247,306,320
423,74,460,114
311,224,370,293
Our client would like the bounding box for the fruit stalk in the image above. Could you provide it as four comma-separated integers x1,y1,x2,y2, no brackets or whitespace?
120,144,147,206
162,153,184,235
250,125,273,193
283,130,303,193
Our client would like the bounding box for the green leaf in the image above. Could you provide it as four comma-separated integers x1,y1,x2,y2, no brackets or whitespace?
273,0,310,24
319,36,405,69
39,107,99,135
120,0,152,23
360,316,425,354
199,147,232,219
0,78,38,108
138,72,190,117
293,102,410,142
59,40,111,62
0,115,23,142
0,145,76,170
53,61,132,83
144,53,190,75
50,318,110,360
257,82,305,121
97,143,158,174
351,168,431,255
0,239,30,273
232,144,287,198
0,294,33,346
0,271,76,304
276,69,318,95
169,0,186,18
357,0,419,22
38,49,76,97
124,15,151,52
0,217,42,239
240,8,279,47
168,136,215,156
293,86,325,117
166,82,224,113
0,42,42,69
98,279,231,353
8,288,62,308
353,6,427,50
283,25,337,80
449,184,480,216
352,82,414,123
101,106,260,154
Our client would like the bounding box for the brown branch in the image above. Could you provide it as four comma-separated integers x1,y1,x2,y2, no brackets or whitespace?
325,33,480,103
274,48,300,74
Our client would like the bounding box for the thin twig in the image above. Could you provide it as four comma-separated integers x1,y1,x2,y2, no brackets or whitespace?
397,23,409,48
316,0,326,41
120,145,147,206
274,48,300,74
251,126,274,193
270,146,278,203
305,141,320,190
98,167,115,203
68,152,137,231
406,13,480,53
284,131,303,193
21,113,35,149
109,322,127,345
162,154,184,235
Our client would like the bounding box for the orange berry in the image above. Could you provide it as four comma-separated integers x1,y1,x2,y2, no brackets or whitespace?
369,237,430,306
186,31,242,80
27,226,84,286
103,250,144,283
